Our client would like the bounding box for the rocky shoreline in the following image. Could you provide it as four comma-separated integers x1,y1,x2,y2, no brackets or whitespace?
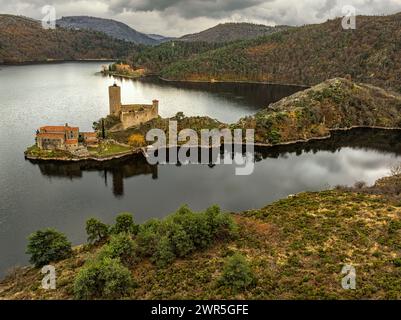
25,125,401,164
24,148,144,163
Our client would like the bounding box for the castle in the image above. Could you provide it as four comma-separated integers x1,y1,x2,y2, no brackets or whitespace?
108,83,159,129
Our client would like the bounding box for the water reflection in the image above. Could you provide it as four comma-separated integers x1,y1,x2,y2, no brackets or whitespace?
31,128,401,197
138,76,306,109
35,154,158,197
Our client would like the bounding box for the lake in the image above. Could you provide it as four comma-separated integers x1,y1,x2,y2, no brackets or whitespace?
0,62,400,277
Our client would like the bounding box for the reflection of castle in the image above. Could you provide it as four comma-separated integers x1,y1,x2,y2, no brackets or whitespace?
36,156,158,197
109,83,159,129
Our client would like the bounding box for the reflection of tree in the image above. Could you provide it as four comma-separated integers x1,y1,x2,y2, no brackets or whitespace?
254,128,401,160
141,76,304,109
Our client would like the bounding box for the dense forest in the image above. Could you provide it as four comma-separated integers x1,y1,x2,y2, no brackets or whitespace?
0,14,136,64
131,13,401,92
130,41,224,74
179,22,289,43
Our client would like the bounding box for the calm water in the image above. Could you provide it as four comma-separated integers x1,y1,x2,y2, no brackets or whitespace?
0,62,400,277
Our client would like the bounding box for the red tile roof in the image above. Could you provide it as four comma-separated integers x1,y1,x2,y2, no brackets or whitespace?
40,126,79,132
37,133,65,139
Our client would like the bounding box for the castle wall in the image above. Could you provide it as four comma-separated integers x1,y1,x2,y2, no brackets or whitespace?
37,138,65,150
120,102,158,129
108,84,159,129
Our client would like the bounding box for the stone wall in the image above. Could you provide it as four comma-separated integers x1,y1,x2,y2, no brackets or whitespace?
37,138,64,150
120,100,158,129
108,84,159,129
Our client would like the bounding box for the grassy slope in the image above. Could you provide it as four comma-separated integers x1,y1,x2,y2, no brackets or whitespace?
0,14,135,63
158,13,401,92
25,142,132,160
2,175,401,299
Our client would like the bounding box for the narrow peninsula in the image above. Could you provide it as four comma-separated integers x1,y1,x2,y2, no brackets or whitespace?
25,77,401,162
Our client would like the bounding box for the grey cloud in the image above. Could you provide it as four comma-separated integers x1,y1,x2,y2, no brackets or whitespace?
0,0,401,36
109,0,267,18
315,0,338,19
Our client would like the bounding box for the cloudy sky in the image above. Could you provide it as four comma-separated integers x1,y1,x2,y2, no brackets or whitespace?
1,0,401,36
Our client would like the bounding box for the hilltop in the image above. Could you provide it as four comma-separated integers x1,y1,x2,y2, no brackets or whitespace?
0,14,135,64
135,13,401,92
238,77,401,145
57,16,158,45
179,22,289,43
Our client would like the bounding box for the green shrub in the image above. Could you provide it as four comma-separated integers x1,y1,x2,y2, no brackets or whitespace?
26,229,72,267
169,223,194,257
73,257,134,300
393,258,401,267
151,236,175,268
98,234,139,267
217,253,256,292
267,129,281,145
136,205,237,268
136,219,162,257
112,212,139,235
205,205,238,240
86,218,109,245
170,205,213,249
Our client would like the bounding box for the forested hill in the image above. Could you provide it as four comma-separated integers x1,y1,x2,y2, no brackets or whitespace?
155,13,401,92
131,41,224,74
57,16,158,45
179,22,289,43
0,14,135,64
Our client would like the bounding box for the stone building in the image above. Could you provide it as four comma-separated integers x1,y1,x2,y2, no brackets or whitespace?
108,83,159,129
36,124,98,151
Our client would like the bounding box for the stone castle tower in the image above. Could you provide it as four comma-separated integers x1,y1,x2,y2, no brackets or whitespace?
108,83,159,129
109,83,121,117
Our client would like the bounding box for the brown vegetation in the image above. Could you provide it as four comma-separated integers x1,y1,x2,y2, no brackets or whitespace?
0,14,134,64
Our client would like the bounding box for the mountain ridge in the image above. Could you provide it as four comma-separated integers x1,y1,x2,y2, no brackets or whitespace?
179,22,289,43
0,14,135,64
56,16,158,45
139,13,401,92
